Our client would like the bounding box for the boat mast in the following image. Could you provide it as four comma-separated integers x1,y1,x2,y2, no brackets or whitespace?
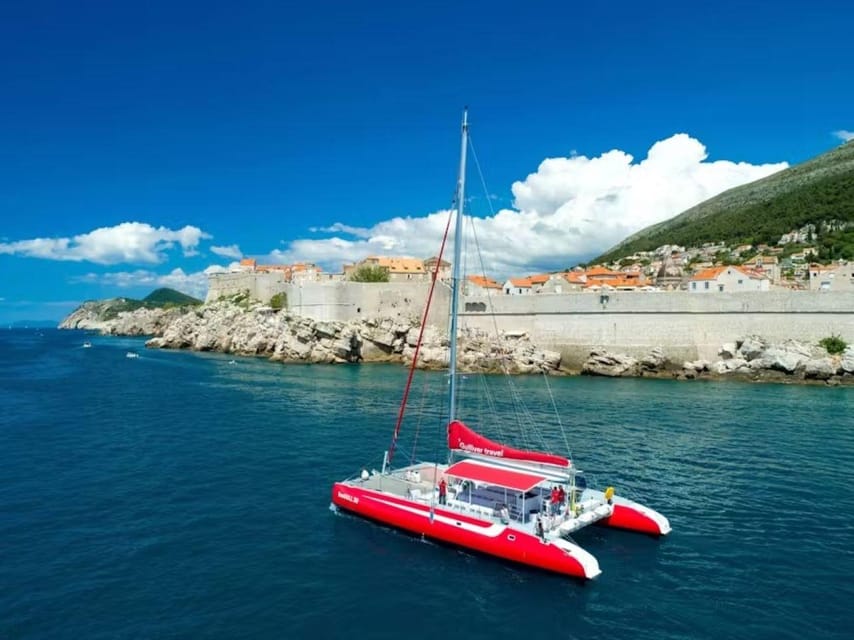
448,108,469,426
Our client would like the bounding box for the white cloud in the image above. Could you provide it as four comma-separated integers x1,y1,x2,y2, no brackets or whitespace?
309,223,372,238
71,267,213,299
210,244,243,259
833,130,854,142
273,134,787,278
0,222,211,265
268,211,454,271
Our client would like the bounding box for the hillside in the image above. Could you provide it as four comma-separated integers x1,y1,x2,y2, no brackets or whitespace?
97,288,201,319
596,140,854,263
144,288,203,306
59,288,202,328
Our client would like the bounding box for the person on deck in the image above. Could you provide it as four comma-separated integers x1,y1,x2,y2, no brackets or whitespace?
550,486,560,515
438,478,447,505
499,504,510,524
557,485,566,514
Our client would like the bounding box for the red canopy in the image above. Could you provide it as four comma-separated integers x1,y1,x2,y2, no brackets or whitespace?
447,420,570,468
445,459,547,493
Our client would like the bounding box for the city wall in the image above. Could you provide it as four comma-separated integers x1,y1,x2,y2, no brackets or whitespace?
207,274,854,367
285,281,449,328
458,290,854,367
206,272,288,304
206,273,449,326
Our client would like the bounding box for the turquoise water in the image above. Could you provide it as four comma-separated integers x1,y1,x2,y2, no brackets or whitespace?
1,329,853,639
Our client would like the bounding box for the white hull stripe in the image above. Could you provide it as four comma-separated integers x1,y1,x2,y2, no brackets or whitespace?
364,494,507,537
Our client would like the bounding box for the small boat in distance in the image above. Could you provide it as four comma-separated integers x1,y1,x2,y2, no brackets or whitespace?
330,110,670,580
126,352,139,359
82,341,92,348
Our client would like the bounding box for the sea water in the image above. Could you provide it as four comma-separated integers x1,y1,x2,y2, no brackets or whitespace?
1,329,852,639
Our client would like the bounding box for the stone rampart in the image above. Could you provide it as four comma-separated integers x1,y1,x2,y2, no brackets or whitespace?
282,281,450,327
206,272,287,303
459,290,854,366
207,274,854,367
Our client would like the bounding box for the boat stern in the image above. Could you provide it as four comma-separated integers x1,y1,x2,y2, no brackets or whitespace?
599,496,671,536
549,538,602,579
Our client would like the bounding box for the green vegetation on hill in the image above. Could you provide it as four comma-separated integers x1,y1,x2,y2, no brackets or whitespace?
100,299,145,320
143,288,203,306
813,227,854,262
100,288,202,320
596,141,854,263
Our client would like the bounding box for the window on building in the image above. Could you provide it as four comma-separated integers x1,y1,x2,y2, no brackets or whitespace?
704,282,709,290
738,279,743,285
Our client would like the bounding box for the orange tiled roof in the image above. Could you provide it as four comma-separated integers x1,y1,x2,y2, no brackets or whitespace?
584,266,622,277
741,267,768,280
424,256,451,267
691,266,728,281
467,274,502,289
559,271,587,284
365,256,426,273
508,277,534,288
291,262,322,272
584,277,639,289
692,265,767,281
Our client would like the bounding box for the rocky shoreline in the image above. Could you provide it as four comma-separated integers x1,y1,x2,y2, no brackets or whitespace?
60,299,562,374
59,299,854,385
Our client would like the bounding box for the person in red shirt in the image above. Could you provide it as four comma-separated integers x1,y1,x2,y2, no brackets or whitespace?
550,486,560,515
438,478,447,505
557,485,566,515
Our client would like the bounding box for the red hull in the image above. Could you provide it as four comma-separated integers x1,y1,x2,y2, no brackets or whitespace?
598,503,667,536
332,483,596,579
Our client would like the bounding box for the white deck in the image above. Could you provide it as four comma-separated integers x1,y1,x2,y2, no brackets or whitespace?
349,462,614,538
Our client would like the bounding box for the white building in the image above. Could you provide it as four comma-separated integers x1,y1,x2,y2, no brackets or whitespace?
344,256,431,282
689,266,770,293
809,263,854,291
465,274,503,296
502,277,535,295
538,272,586,294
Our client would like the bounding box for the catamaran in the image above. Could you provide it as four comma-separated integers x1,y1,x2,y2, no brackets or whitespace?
330,110,670,580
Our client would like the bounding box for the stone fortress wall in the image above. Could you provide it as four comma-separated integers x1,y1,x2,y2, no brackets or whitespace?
206,272,447,326
207,273,854,366
457,290,854,367
205,272,289,304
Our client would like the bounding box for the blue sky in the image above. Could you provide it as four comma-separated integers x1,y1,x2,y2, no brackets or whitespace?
1,0,852,322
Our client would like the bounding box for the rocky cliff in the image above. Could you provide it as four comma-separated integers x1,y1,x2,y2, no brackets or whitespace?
59,299,187,335
59,300,854,384
62,299,561,373
581,336,854,385
147,301,561,373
